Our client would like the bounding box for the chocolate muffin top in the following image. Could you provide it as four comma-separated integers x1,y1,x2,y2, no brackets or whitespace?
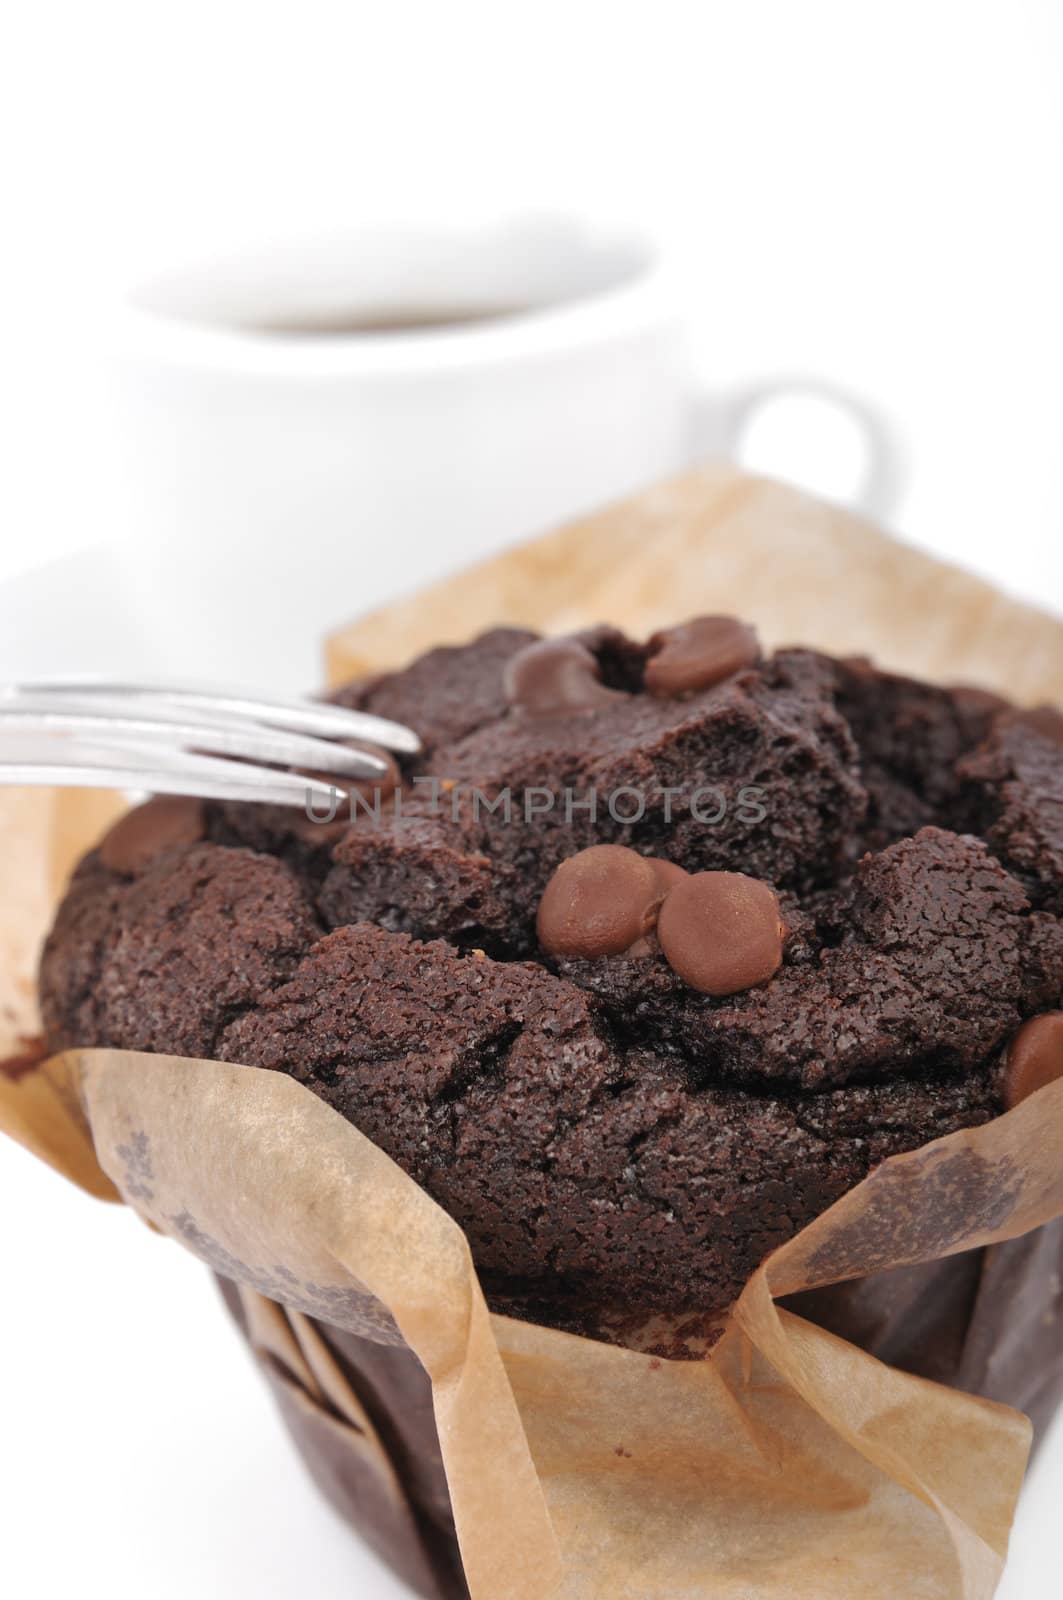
39,622,1063,1335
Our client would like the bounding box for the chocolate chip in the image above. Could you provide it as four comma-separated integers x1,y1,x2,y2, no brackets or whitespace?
504,632,624,715
620,860,690,955
644,616,760,697
99,796,206,874
648,858,689,894
537,845,670,959
656,870,784,995
1003,1012,1063,1109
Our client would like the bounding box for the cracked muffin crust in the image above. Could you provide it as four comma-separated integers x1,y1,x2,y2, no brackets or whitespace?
39,623,1063,1333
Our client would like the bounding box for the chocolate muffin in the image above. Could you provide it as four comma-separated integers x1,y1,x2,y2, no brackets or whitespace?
39,619,1063,1335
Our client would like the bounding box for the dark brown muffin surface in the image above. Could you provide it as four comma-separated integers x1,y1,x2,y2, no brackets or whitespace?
40,623,1063,1331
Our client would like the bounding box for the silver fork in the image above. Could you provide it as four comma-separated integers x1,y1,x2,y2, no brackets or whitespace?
0,679,421,807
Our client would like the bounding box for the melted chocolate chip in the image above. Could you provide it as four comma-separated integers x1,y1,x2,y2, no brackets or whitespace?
537,845,670,958
656,870,784,995
504,633,624,715
1003,1012,1063,1108
99,796,206,874
644,616,760,697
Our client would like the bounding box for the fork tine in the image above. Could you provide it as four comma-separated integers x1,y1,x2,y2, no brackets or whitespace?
0,735,350,809
0,702,391,779
0,680,422,754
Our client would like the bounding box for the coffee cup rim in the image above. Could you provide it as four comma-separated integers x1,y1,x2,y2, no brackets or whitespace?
118,215,677,375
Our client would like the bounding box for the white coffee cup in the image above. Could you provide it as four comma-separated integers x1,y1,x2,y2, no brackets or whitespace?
30,214,896,689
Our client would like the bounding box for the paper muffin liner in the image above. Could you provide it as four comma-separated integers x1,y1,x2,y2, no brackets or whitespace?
212,1218,1063,1600
4,467,1063,1600
214,1276,470,1599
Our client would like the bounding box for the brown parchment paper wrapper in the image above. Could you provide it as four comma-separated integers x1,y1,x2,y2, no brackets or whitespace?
4,467,1063,1600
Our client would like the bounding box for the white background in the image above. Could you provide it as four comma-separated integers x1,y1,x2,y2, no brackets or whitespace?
2,2,1062,1596
3,0,1063,606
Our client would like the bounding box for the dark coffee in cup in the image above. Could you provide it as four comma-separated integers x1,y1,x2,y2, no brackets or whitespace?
250,302,534,336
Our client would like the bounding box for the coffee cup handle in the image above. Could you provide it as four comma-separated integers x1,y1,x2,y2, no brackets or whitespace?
689,377,904,527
